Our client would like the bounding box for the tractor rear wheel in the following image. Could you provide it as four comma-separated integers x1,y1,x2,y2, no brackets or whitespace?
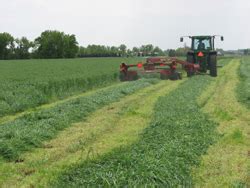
187,54,195,77
209,55,217,77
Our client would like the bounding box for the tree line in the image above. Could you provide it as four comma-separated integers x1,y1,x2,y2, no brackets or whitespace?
243,49,250,55
0,30,189,60
0,31,78,59
78,44,168,57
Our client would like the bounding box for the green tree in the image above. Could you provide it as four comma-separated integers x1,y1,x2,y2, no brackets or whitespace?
34,30,78,58
0,32,14,59
110,46,119,56
145,44,154,56
119,44,127,56
63,34,79,58
152,46,164,56
78,46,86,57
78,45,121,57
132,47,140,56
140,44,154,56
244,49,249,55
126,49,133,57
168,49,176,57
14,37,33,59
139,45,146,56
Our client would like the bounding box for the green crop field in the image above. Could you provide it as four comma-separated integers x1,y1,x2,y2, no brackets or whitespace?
0,57,142,117
0,57,249,187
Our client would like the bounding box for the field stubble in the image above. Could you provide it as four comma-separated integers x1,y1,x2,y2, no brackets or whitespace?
193,58,250,187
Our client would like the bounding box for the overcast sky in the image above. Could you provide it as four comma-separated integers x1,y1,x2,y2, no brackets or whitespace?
1,0,249,50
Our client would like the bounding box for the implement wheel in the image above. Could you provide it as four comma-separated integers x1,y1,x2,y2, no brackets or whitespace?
169,72,182,80
119,71,138,81
160,73,169,80
119,72,126,81
187,71,195,77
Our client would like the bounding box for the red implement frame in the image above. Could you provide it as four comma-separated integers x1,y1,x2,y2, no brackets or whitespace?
119,57,200,81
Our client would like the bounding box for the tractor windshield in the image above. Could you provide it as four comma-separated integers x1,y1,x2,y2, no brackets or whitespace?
193,38,211,50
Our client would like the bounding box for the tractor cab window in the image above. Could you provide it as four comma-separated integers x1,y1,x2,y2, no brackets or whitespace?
193,38,211,50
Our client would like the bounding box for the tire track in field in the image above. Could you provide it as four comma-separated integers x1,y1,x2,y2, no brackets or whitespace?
0,79,185,187
193,59,250,187
0,82,124,125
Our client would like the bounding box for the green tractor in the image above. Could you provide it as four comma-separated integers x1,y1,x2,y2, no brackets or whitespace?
180,35,224,77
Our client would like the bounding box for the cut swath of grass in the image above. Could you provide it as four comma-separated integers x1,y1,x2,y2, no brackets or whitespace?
0,80,183,187
0,81,124,125
50,75,219,187
0,79,156,161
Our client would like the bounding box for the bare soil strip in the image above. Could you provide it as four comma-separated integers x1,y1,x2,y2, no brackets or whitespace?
193,59,250,187
0,79,184,187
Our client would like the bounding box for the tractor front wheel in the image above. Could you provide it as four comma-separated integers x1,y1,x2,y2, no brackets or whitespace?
209,55,217,77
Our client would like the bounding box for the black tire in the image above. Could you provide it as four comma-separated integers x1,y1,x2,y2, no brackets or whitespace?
132,73,139,81
160,73,164,80
186,54,195,76
183,55,194,70
160,73,168,80
169,72,179,80
209,55,217,77
119,72,126,81
178,72,182,80
127,71,139,81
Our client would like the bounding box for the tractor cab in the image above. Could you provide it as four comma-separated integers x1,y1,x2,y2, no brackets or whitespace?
192,36,213,51
180,35,223,77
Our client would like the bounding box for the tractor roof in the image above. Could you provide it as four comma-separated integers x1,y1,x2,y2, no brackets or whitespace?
191,35,213,39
